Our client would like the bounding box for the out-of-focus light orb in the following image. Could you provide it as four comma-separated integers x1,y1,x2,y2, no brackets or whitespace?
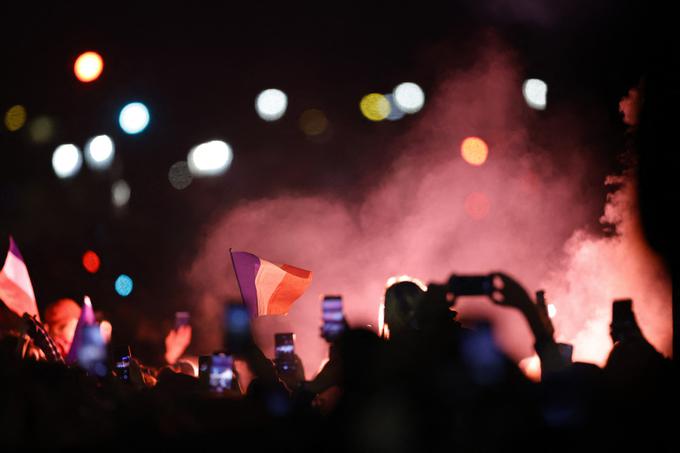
519,354,541,382
393,82,425,114
547,304,557,318
74,51,104,82
187,140,233,176
82,250,101,274
255,89,288,121
168,161,193,190
111,180,131,207
359,93,390,121
52,144,83,179
28,116,55,144
464,192,491,220
118,102,150,134
522,78,547,110
385,94,405,121
4,105,27,131
299,109,328,136
115,274,133,297
84,134,115,170
461,137,489,166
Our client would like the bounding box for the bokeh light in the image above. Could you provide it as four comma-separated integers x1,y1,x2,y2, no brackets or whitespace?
74,51,104,82
299,109,328,136
187,140,233,176
119,102,150,134
359,93,390,121
52,144,83,179
461,137,489,166
385,94,405,121
168,161,193,190
28,116,55,144
522,78,548,110
4,105,27,131
464,192,491,220
115,274,134,297
82,250,101,274
255,89,288,121
111,180,131,207
84,134,115,170
518,354,541,382
393,82,425,114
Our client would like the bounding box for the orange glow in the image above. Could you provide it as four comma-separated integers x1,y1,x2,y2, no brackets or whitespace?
461,137,488,166
518,354,541,382
74,51,104,82
464,192,490,220
82,250,101,273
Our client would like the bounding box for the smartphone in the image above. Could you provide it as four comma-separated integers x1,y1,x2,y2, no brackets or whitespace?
175,311,190,329
114,345,132,383
225,304,251,354
198,354,211,387
322,295,345,341
612,299,634,324
275,333,296,374
611,299,637,342
447,275,494,296
209,353,234,393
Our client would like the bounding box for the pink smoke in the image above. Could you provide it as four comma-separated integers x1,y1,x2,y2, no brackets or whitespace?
187,45,671,376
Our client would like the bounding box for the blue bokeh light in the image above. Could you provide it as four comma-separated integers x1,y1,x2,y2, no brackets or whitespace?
115,274,134,297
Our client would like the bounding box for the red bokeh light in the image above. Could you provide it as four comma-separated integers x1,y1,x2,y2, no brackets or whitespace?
464,192,491,220
82,250,101,273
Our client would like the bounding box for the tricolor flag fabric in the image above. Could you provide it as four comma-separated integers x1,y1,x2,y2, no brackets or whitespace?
0,236,40,320
230,250,313,318
65,296,97,365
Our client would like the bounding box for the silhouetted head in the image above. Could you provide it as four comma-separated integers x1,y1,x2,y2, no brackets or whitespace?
384,281,424,338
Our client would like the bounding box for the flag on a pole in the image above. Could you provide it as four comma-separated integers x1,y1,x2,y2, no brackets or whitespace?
0,236,40,320
65,295,97,364
230,250,312,318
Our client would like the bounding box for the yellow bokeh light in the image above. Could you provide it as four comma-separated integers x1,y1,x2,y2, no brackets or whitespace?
74,51,104,82
4,105,27,131
461,136,489,166
359,93,390,121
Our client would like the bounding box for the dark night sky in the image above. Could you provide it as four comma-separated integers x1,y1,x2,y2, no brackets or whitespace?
0,1,661,347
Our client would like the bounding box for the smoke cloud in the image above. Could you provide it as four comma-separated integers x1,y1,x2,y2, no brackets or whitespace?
187,44,671,376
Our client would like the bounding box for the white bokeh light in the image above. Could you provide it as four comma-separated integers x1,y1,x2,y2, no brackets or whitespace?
255,89,288,121
52,144,83,179
187,140,233,176
393,82,425,114
111,180,131,207
522,78,548,110
118,102,150,134
84,134,115,170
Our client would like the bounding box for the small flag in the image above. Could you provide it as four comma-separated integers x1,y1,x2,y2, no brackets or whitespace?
0,236,40,320
65,296,97,364
230,250,312,318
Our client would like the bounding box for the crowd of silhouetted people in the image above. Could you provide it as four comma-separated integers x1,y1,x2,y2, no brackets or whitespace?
0,271,676,451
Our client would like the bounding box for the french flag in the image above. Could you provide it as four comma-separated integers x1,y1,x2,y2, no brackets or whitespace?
0,236,40,320
230,249,313,318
